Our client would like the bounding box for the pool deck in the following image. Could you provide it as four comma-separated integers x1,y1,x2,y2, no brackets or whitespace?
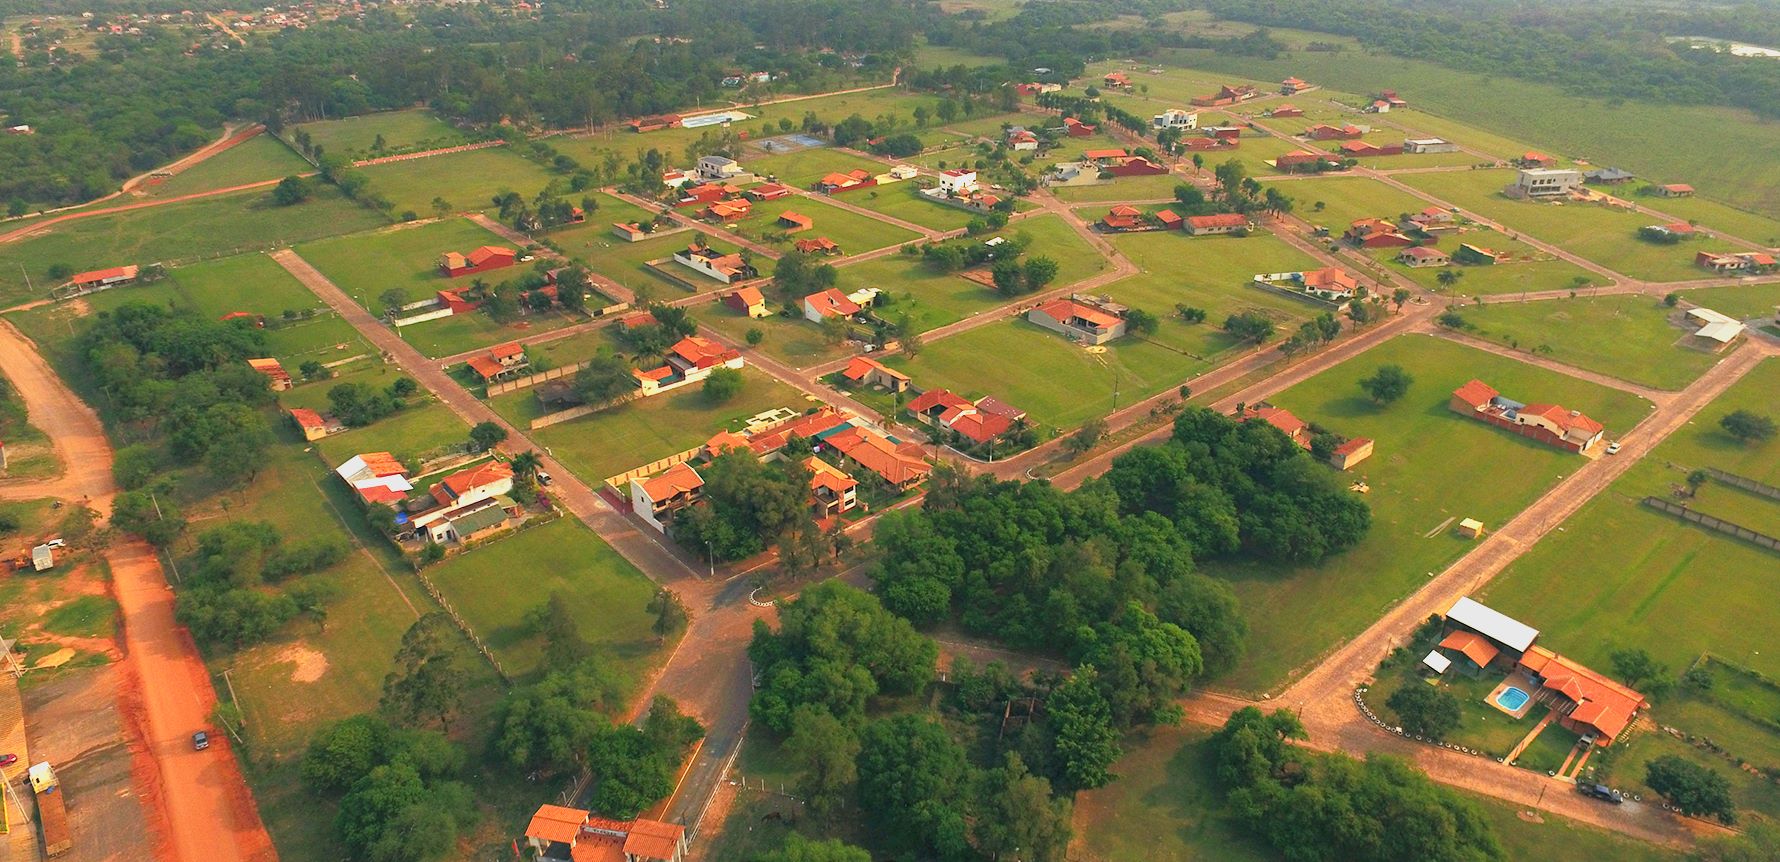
1486,670,1538,719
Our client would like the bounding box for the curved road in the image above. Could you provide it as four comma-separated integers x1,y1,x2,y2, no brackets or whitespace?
0,320,277,862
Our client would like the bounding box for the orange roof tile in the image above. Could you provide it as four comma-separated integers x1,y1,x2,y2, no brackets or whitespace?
525,804,587,844
804,288,860,318
441,460,513,497
289,407,326,429
1187,213,1248,229
1452,379,1499,407
842,356,908,382
670,335,740,368
806,456,857,495
730,286,765,307
466,355,505,379
491,342,524,359
638,462,703,500
1437,630,1501,668
828,427,929,486
1034,298,1121,330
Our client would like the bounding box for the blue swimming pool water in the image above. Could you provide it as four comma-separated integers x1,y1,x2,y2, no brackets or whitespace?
1495,686,1530,711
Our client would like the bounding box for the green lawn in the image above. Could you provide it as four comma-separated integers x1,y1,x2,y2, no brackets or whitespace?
1628,192,1780,248
844,183,981,232
1075,723,1681,862
1277,175,1433,231
545,192,657,239
355,146,560,217
746,148,886,188
1052,172,1183,203
1479,358,1780,684
425,518,661,683
491,365,806,485
295,217,525,312
41,594,117,638
1208,334,1654,693
290,109,471,161
0,186,388,304
1367,228,1600,297
312,399,470,466
1102,230,1321,359
1458,295,1721,390
725,195,920,254
1599,726,1780,823
701,308,856,369
549,225,719,302
1671,281,1780,321
397,305,586,359
1397,172,1718,284
1224,134,1319,178
145,135,312,198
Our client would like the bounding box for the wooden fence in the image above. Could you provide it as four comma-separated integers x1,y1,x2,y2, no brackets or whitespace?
487,360,591,397
1704,467,1780,503
1641,497,1780,552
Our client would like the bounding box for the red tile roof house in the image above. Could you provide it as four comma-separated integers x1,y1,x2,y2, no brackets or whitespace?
1102,71,1132,89
1269,104,1305,118
633,335,745,396
827,425,931,490
426,460,515,511
1207,126,1243,141
628,114,683,133
1099,205,1146,232
1338,139,1403,157
1448,379,1605,454
723,285,770,318
1307,123,1365,141
612,222,649,242
1182,136,1238,152
435,288,482,315
465,342,529,382
1295,267,1360,301
1656,183,1695,198
66,264,139,292
673,245,758,283
802,288,862,323
288,407,344,442
439,245,517,278
1104,155,1167,177
1154,209,1184,230
1328,436,1375,470
1518,151,1558,168
840,356,911,393
1190,84,1257,107
1185,213,1249,236
246,357,293,391
745,182,795,201
525,805,689,861
1281,76,1312,94
815,169,876,195
908,388,1026,446
1027,297,1128,345
334,452,413,506
806,456,859,519
674,183,741,208
701,199,752,222
629,461,705,533
794,236,842,255
1234,402,1311,449
1273,150,1340,173
777,211,814,233
1345,217,1416,248
1062,116,1097,137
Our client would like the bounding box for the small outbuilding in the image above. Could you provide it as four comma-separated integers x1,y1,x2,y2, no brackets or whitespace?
1457,518,1485,539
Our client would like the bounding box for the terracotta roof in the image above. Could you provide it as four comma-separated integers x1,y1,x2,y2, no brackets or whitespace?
570,836,625,862
818,172,864,188
467,246,515,265
1437,630,1501,668
1187,213,1248,229
247,357,290,379
975,396,1024,419
705,430,750,455
289,407,326,429
827,427,929,485
669,335,740,368
1400,246,1447,260
806,457,857,495
1108,205,1141,217
70,265,139,283
1240,405,1307,439
491,342,524,360
1333,436,1372,456
1155,210,1183,225
1662,183,1694,193
794,237,840,254
349,452,406,478
621,819,685,862
1520,403,1604,437
1452,379,1499,408
634,365,675,382
441,460,513,498
908,388,974,415
948,411,1013,443
525,804,587,844
842,356,908,382
1034,298,1121,329
1521,646,1646,743
730,286,765,307
467,355,505,379
638,462,703,500
778,211,813,229
1083,148,1129,160
1301,267,1358,292
804,288,860,318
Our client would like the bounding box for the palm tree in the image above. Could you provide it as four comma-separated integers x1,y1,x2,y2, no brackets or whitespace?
1436,269,1463,289
511,451,543,481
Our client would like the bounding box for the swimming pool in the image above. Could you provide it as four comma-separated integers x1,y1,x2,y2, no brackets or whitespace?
1495,686,1530,711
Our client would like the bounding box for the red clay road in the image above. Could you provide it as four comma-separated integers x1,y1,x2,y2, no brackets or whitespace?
0,320,277,862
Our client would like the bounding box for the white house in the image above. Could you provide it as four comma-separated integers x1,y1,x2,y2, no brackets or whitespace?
1508,168,1583,198
1152,109,1198,131
886,164,918,181
673,245,756,283
1404,138,1459,154
1686,307,1746,347
696,155,747,182
335,452,413,506
630,462,705,532
937,169,978,196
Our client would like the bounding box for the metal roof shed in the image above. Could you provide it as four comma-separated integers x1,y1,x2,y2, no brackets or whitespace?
1445,596,1540,652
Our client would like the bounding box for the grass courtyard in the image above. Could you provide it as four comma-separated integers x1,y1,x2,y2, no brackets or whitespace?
1457,294,1724,390
1206,334,1654,693
0,186,388,304
292,217,519,309
490,365,807,485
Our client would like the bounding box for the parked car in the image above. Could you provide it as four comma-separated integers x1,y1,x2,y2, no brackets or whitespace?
536,471,553,486
191,731,210,751
1579,783,1622,804
1605,441,1622,455
0,753,17,767
45,538,66,549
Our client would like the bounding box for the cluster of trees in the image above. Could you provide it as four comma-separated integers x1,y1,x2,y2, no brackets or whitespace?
1203,0,1780,122
1645,754,1735,823
990,255,1061,297
175,521,345,648
748,583,1074,861
614,304,698,360
772,250,839,308
1209,158,1293,216
1211,707,1505,861
1278,310,1342,359
301,714,476,862
918,229,1030,273
672,450,827,567
1721,409,1775,444
327,376,418,426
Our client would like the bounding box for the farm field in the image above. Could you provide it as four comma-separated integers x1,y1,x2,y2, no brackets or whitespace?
490,364,806,484
1103,230,1320,358
724,194,921,254
355,146,559,216
1397,169,1704,282
1457,294,1722,390
425,517,661,683
1163,45,1780,216
1206,333,1654,693
144,134,312,198
1073,724,1682,862
294,217,525,312
1479,358,1780,683
841,182,980,232
0,186,388,304
290,109,471,160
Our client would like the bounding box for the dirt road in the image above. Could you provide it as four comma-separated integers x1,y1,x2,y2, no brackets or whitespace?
0,321,277,862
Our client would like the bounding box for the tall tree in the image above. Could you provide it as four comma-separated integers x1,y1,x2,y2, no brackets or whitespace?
381,613,467,732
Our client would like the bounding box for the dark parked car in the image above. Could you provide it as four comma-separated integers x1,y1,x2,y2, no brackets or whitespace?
1580,783,1622,804
192,731,210,751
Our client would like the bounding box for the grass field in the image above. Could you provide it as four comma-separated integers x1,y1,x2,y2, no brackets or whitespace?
1479,358,1780,683
295,217,526,312
1103,230,1321,359
355,146,560,217
1278,175,1432,230
1397,169,1705,283
1206,334,1654,693
1053,172,1183,204
843,182,981,232
425,518,660,682
700,307,856,368
291,109,471,161
1370,229,1598,297
311,398,470,466
491,365,806,484
1458,295,1722,390
548,224,718,301
746,148,886,188
1159,45,1780,217
1074,724,1681,862
145,135,312,198
1674,281,1780,321
0,186,389,304
724,195,920,254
